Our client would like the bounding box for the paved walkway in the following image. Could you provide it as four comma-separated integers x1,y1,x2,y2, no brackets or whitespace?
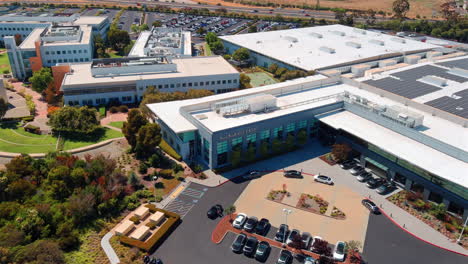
101,232,120,264
100,112,127,126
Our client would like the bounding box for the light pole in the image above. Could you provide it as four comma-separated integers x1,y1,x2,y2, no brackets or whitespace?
282,208,292,247
456,216,468,245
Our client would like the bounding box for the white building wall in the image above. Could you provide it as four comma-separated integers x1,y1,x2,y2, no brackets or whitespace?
0,22,49,43
41,43,93,66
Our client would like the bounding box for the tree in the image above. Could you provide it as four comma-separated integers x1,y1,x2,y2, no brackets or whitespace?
0,98,8,119
239,73,251,89
67,190,96,225
152,20,162,27
205,32,218,44
232,48,250,62
331,144,351,162
29,67,53,93
345,240,362,253
245,144,256,162
93,34,107,58
135,123,161,158
440,1,459,21
392,0,410,19
248,25,257,33
48,106,100,134
140,24,149,31
260,141,269,157
224,205,236,221
131,24,139,33
107,29,131,52
122,109,148,150
312,239,332,256
285,134,295,151
297,130,307,145
272,138,283,154
268,63,279,74
230,147,242,167
14,240,65,264
209,40,224,54
7,179,35,201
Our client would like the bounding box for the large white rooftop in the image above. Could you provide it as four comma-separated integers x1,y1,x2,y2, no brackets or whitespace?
73,16,108,26
61,56,238,87
19,25,92,49
220,25,437,71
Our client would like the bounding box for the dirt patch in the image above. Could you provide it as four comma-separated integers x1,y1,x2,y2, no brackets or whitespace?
266,189,287,202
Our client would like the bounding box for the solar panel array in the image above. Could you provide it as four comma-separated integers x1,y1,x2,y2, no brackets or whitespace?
436,58,468,70
425,89,468,119
391,65,468,83
364,77,441,99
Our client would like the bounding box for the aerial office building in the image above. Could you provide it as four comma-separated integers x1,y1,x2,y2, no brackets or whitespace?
220,25,438,74
55,56,239,106
148,56,468,220
129,27,192,58
5,25,93,80
0,12,109,43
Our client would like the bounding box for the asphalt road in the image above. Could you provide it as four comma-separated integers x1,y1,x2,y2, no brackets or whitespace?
151,178,467,264
363,213,467,264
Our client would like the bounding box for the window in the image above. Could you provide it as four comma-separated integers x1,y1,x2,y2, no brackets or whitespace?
222,80,226,84
51,51,55,55
228,80,232,84
73,50,77,54
217,80,221,84
188,82,192,87
194,82,198,86
298,120,307,129
231,137,242,147
217,141,228,154
53,59,57,63
84,50,87,53
170,84,174,88
158,85,163,89
286,123,295,133
57,51,61,55
79,58,83,62
177,83,181,88
47,60,51,64
246,133,256,143
74,58,78,62
64,59,67,62
200,81,204,86
273,126,283,138
67,50,71,54
164,84,169,89
448,202,463,217
260,130,270,140
58,59,62,63
45,51,49,55
182,83,186,87
428,192,443,204
211,81,215,85
85,58,89,62
79,50,82,53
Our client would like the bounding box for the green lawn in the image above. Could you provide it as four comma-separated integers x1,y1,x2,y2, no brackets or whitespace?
108,121,124,129
246,72,278,87
0,48,11,73
0,123,123,154
108,50,123,58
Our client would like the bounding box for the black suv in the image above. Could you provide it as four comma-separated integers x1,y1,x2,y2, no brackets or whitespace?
231,233,247,253
255,218,270,236
207,204,223,219
275,224,289,242
243,236,258,257
366,177,386,189
284,170,302,178
244,216,258,232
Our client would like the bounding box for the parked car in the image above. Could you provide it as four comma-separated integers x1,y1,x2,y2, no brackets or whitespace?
376,182,396,194
244,216,258,232
362,199,380,214
305,256,318,264
356,172,373,182
339,160,355,169
284,170,302,178
349,166,365,175
286,229,300,246
243,236,258,257
366,178,386,189
207,204,223,219
277,250,293,264
314,175,334,185
255,241,271,261
301,232,312,249
333,241,346,261
232,213,247,229
255,218,270,236
244,170,260,179
275,224,289,242
231,233,247,253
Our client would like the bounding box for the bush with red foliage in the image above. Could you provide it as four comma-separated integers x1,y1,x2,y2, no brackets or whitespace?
312,239,332,256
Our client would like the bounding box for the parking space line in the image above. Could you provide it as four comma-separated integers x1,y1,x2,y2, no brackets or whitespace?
181,188,204,199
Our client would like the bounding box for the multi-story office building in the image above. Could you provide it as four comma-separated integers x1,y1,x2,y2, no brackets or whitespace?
55,56,239,106
147,56,468,220
129,27,192,58
5,25,93,79
0,12,109,43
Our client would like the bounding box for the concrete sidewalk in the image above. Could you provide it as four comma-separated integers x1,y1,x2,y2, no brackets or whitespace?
101,232,120,264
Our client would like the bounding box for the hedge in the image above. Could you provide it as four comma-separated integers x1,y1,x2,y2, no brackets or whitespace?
159,140,182,161
119,205,180,252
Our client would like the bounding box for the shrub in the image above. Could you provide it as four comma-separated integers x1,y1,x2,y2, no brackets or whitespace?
159,140,182,161
146,221,157,230
129,215,140,224
138,162,148,174
159,169,173,178
319,206,327,214
109,106,119,113
445,223,456,233
99,106,106,117
22,116,34,122
413,199,427,210
119,105,129,112
172,163,184,173
24,124,41,134
406,191,422,202
127,202,139,211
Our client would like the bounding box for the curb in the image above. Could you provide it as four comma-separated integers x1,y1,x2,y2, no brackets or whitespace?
379,208,468,257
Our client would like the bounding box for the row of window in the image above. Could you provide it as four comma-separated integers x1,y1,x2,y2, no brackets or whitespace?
142,79,238,90
45,49,88,55
46,58,90,64
68,96,134,106
0,27,37,31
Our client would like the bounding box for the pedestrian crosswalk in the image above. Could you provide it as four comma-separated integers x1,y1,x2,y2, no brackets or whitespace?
181,187,205,199
164,199,195,219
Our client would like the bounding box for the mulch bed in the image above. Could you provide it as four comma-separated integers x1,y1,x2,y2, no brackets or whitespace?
319,154,337,166
266,190,287,202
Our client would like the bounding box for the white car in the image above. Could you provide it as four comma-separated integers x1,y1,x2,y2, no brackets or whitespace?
333,241,346,261
232,213,247,229
314,175,334,185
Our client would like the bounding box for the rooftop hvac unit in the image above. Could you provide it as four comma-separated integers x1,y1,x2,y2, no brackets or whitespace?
310,32,323,38
353,28,366,35
284,36,298,43
419,75,448,87
369,39,385,46
319,46,335,54
346,41,361,49
404,55,421,64
330,30,345,36
391,37,406,44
